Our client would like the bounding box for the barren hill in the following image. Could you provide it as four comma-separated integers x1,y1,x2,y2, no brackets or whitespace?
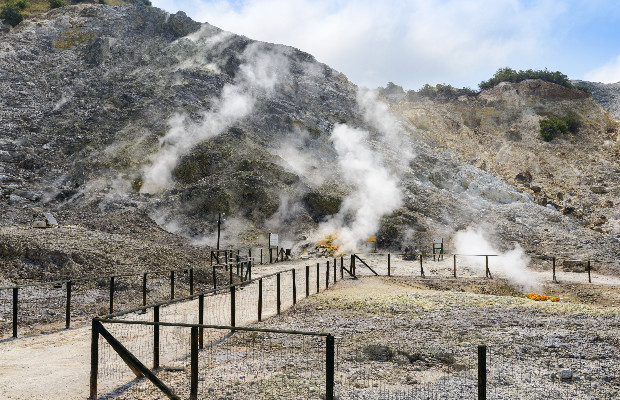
1,4,619,283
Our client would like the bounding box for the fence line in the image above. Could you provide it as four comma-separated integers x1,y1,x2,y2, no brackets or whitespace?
90,260,344,399
0,260,252,339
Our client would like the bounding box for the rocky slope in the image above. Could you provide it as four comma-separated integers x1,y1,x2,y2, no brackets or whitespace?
572,80,620,120
1,4,618,283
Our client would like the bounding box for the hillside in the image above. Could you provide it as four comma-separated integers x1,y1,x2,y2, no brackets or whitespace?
1,4,619,283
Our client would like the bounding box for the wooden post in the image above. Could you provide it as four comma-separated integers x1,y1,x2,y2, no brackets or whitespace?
326,335,335,400
230,286,236,330
453,255,457,278
419,255,425,277
351,254,356,277
260,248,263,265
198,294,204,349
12,287,18,338
305,266,310,298
478,345,487,400
277,273,281,315
229,264,233,285
258,278,263,322
212,266,217,290
292,269,297,305
552,257,557,283
142,273,147,306
316,263,320,293
269,248,273,264
109,276,115,314
153,306,160,369
340,256,344,279
588,260,592,283
388,253,391,277
190,327,198,400
65,280,72,329
170,271,175,300
189,268,194,296
333,258,337,283
485,256,492,279
89,320,99,400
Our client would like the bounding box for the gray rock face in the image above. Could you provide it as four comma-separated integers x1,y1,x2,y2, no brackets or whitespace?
572,80,620,120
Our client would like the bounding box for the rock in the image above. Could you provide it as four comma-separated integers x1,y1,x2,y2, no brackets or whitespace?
515,171,532,184
166,11,202,38
591,186,608,194
8,194,25,205
84,37,110,66
562,206,575,215
559,369,573,380
530,185,542,193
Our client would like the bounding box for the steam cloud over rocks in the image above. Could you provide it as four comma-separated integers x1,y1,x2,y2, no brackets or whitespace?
140,40,291,193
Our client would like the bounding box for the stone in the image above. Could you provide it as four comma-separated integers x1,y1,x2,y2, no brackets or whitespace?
559,369,573,380
515,171,532,184
590,186,608,194
84,37,110,66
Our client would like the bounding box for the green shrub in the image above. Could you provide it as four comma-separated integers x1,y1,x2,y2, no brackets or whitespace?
480,67,573,90
539,114,580,141
412,83,477,101
47,0,65,8
1,1,25,27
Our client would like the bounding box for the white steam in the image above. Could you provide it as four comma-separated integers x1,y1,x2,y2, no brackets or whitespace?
454,226,538,291
140,42,291,193
316,89,414,252
319,124,403,252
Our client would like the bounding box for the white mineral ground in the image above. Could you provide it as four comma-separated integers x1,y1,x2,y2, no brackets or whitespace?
0,255,619,399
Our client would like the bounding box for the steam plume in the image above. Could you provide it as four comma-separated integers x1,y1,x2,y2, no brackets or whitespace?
140,42,291,193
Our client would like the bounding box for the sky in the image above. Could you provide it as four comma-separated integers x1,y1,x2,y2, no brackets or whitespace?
152,0,620,90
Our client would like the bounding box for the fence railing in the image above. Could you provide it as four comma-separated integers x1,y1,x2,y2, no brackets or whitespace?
0,260,252,339
89,260,344,399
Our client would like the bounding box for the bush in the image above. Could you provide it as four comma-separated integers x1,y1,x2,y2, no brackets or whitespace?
412,83,477,101
47,0,65,8
480,67,573,90
1,1,25,27
539,113,580,141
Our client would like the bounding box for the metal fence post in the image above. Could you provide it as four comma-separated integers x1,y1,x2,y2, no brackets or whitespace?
142,273,147,306
190,327,198,400
66,280,72,329
326,261,330,289
89,320,100,400
316,263,320,293
277,273,281,315
109,276,115,314
153,306,160,369
326,335,335,400
258,278,263,322
198,294,204,349
453,255,457,278
230,285,236,330
292,269,297,305
12,287,18,338
190,268,194,296
478,345,487,400
420,255,425,277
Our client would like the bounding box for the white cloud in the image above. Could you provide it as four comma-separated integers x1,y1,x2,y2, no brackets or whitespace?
153,0,568,89
584,54,620,84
